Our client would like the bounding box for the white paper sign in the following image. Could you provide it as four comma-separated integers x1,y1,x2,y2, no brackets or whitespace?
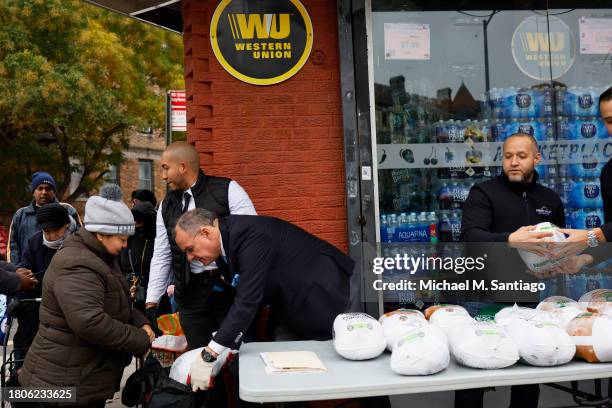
384,23,430,60
579,17,612,55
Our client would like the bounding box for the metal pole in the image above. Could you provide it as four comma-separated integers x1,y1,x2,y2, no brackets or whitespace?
165,91,172,146
483,18,490,93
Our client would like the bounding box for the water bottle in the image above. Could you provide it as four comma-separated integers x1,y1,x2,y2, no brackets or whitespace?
438,213,452,242
417,212,429,242
380,214,388,243
397,213,407,242
388,214,398,242
438,182,452,211
450,211,462,242
428,212,438,243
407,212,418,242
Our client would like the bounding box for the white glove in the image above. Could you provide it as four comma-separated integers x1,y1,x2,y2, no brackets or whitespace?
188,349,238,392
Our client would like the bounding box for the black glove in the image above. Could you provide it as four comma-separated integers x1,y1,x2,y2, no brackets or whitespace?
144,307,162,336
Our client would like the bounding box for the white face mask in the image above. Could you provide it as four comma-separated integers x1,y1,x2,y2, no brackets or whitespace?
43,229,69,250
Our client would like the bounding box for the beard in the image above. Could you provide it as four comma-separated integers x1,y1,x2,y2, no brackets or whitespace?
506,168,534,183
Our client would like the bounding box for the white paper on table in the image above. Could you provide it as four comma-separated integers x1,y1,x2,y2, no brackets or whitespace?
579,17,612,54
384,23,430,60
260,351,327,374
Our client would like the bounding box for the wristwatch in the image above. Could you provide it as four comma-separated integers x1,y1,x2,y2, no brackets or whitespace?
587,230,599,248
201,349,217,363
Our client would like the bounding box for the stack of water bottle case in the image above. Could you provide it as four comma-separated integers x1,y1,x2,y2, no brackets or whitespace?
332,289,612,376
380,85,608,246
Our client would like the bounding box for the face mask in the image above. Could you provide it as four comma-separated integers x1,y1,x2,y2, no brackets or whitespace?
43,229,69,250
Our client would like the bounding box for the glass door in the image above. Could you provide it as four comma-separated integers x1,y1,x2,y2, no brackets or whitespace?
367,1,612,313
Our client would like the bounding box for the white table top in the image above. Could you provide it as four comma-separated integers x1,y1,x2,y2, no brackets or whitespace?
239,340,612,403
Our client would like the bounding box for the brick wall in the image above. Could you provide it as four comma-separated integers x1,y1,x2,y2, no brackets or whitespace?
118,131,167,205
182,0,348,250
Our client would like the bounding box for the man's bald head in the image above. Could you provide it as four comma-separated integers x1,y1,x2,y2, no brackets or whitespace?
503,133,539,154
161,141,201,191
164,141,200,172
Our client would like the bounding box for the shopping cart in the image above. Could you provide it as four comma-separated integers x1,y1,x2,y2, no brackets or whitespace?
1,298,41,408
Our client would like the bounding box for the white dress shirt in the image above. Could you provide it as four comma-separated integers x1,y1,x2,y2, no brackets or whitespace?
145,180,256,304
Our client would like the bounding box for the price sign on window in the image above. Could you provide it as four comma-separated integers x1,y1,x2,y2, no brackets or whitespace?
579,17,612,55
384,23,430,60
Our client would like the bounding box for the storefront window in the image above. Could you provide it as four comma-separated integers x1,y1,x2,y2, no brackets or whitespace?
369,1,612,311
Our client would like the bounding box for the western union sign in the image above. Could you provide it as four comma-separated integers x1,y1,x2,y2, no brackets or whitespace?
210,0,313,85
511,15,576,81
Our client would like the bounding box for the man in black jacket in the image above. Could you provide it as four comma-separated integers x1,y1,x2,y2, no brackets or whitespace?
561,87,611,250
458,133,580,408
174,209,354,391
15,202,72,366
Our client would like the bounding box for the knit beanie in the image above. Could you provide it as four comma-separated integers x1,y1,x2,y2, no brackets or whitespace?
84,184,135,236
31,172,56,192
37,203,70,230
131,189,157,207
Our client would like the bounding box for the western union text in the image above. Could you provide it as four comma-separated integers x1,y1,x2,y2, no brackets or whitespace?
234,42,292,59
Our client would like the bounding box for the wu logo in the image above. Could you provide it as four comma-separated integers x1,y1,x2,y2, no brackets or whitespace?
521,32,565,52
228,14,290,40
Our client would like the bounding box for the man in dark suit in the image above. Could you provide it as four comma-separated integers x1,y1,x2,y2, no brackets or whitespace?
173,208,354,391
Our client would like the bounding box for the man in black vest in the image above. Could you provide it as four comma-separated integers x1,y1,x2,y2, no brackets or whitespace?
145,141,256,350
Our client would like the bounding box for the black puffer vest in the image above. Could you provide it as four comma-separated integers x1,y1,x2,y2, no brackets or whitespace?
161,170,230,301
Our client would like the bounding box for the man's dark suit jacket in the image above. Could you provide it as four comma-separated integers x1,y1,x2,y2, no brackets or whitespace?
212,215,355,349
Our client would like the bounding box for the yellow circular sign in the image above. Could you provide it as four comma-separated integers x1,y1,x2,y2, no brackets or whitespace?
210,0,313,86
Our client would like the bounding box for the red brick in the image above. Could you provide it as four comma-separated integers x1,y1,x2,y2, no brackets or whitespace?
184,0,348,250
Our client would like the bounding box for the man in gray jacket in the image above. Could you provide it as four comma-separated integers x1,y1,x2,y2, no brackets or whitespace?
8,172,80,264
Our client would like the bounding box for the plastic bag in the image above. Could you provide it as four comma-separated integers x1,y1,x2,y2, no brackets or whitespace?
333,313,386,360
448,322,519,369
537,296,585,329
0,295,8,345
495,304,545,327
567,313,612,363
517,222,567,273
157,312,185,336
579,289,612,316
390,324,449,375
504,318,575,366
152,335,189,353
379,309,427,351
426,305,474,334
169,347,237,387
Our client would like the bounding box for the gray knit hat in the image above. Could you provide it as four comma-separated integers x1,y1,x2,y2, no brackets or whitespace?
84,195,135,236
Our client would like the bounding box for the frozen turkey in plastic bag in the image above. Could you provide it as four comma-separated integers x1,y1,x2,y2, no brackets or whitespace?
333,313,386,360
567,313,612,363
537,296,585,329
495,304,545,327
379,308,427,351
517,222,567,273
504,318,575,366
579,290,612,316
169,347,203,385
390,324,449,375
448,322,519,369
425,305,474,334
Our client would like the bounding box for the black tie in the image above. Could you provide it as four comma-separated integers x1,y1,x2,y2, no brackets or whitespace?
182,192,191,213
